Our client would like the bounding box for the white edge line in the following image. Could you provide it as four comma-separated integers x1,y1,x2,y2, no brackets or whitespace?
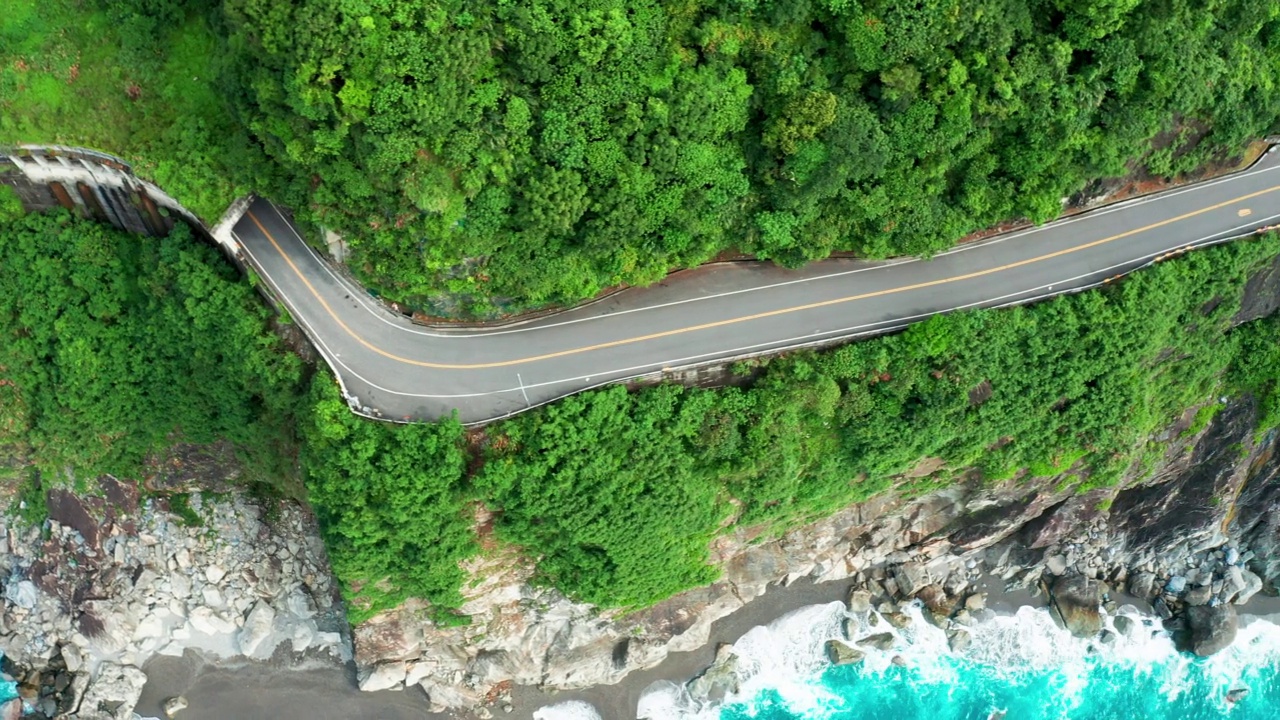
253,215,1280,430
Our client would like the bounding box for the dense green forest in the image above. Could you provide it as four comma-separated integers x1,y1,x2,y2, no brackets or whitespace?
221,0,1280,311
7,0,1280,622
0,213,305,486
2,213,1279,620
6,0,1280,312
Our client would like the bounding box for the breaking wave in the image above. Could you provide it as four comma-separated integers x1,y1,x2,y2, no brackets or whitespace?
532,699,605,720
638,599,1280,720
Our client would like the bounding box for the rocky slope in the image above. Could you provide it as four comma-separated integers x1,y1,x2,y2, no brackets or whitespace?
350,395,1280,715
1,485,347,719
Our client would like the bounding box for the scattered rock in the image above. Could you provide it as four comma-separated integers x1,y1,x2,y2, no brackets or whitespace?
1233,569,1264,605
204,564,227,584
1165,576,1188,594
948,629,972,653
359,661,407,692
163,695,189,718
189,607,236,636
60,645,84,674
1046,555,1068,576
915,584,956,618
893,563,930,597
825,640,865,666
1186,605,1238,656
856,633,896,651
883,612,912,630
237,601,277,656
846,589,873,615
1127,572,1157,600
964,593,987,612
79,663,147,720
688,644,740,700
1113,615,1136,637
3,580,37,611
1185,585,1213,606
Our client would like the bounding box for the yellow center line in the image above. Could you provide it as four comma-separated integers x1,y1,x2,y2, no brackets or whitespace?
247,184,1280,370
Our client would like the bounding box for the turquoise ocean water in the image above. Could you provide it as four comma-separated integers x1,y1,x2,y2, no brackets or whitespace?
614,601,1280,720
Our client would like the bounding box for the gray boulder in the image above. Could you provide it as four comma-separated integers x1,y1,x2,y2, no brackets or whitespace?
688,644,741,701
237,601,277,656
893,563,930,597
1185,585,1213,606
78,663,147,720
1048,574,1103,638
358,661,407,692
163,695,189,718
1233,569,1264,605
1127,572,1157,600
856,632,897,651
847,588,873,615
1186,605,1237,656
825,639,866,666
1113,614,1137,637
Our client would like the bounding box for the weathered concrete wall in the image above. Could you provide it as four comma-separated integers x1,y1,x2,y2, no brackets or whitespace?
0,145,202,238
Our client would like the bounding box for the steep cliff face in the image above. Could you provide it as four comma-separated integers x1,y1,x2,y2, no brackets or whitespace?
352,396,1280,713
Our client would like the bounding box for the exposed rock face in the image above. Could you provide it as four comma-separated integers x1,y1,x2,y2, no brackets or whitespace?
358,661,408,692
0,487,347,719
688,644,741,701
4,400,1276,716
350,395,1280,711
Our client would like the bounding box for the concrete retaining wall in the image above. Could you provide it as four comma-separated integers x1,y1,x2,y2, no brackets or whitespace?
0,145,204,237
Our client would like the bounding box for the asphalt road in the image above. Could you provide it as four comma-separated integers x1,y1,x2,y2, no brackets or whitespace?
231,151,1280,424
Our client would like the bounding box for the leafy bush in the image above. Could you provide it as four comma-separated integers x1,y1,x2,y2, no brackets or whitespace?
300,376,475,623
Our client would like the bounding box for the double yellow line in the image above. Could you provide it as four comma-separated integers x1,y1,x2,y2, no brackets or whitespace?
247,183,1280,370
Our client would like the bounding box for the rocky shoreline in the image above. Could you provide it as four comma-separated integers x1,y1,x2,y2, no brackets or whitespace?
330,393,1280,716
1,486,347,719
2,390,1278,719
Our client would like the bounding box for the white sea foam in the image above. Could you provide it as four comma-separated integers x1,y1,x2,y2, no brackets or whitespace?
637,597,1280,720
638,601,850,720
532,699,605,720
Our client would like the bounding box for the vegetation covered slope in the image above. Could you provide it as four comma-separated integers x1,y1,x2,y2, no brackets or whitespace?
222,0,1280,310
8,0,1280,313
309,235,1280,618
0,212,305,485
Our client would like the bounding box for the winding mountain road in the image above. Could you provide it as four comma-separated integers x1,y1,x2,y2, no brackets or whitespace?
231,150,1280,424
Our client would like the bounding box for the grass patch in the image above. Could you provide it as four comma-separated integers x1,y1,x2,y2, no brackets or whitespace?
0,0,250,221
166,493,203,527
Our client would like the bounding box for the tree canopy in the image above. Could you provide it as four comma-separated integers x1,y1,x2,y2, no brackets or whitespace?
0,212,304,481
221,0,1280,311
